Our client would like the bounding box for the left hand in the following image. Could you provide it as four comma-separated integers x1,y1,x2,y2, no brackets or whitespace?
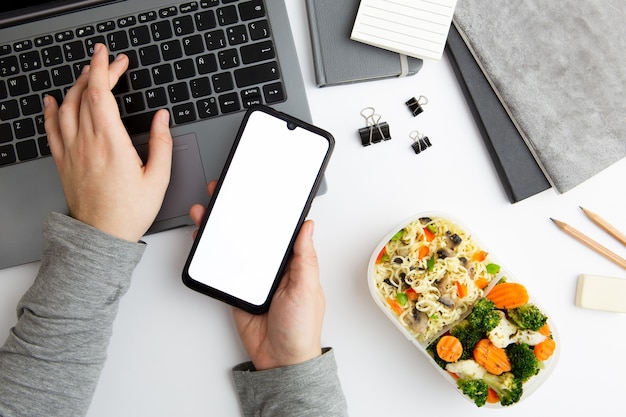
44,43,173,242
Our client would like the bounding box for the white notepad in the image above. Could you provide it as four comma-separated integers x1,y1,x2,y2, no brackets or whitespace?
350,0,457,61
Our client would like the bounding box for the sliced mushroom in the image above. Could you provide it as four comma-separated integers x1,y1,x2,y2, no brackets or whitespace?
405,308,429,334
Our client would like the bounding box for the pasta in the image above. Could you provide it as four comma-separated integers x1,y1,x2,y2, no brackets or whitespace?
374,216,500,345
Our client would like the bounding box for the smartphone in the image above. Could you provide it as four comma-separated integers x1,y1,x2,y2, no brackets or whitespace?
182,105,334,314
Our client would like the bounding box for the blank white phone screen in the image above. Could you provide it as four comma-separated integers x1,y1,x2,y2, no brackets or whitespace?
187,110,330,306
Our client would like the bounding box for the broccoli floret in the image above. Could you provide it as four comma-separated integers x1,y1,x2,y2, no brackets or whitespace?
468,298,501,332
506,343,540,382
449,319,483,359
457,378,489,407
507,304,548,331
482,372,523,406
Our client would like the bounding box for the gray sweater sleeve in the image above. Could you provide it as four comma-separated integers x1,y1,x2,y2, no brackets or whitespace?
0,212,146,417
232,348,349,416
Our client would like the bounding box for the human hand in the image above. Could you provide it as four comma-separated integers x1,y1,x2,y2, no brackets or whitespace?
190,182,325,370
44,43,172,242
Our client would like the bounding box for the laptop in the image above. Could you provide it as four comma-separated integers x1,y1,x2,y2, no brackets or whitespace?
0,0,313,269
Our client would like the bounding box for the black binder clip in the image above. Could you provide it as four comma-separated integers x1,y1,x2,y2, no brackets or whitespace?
410,130,432,154
358,107,391,146
406,95,428,117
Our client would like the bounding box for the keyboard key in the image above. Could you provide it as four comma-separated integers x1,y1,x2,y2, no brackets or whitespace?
35,114,46,134
0,144,16,166
174,58,196,79
151,64,174,85
0,45,12,56
76,26,95,37
240,40,275,64
204,30,226,51
139,45,161,66
168,82,190,103
159,6,178,18
63,41,86,62
180,2,200,13
0,123,12,143
7,75,29,96
263,82,285,104
218,92,240,113
16,139,38,161
19,51,42,72
29,71,52,91
172,102,196,124
146,87,167,108
248,20,270,40
151,21,173,42
129,26,151,47
38,136,51,156
196,53,218,74
123,92,146,114
227,25,248,46
117,16,136,28
85,36,106,56
13,118,35,139
160,40,183,61
19,95,42,116
34,35,54,47
216,6,238,26
138,11,158,24
42,89,63,107
0,56,20,77
218,49,239,69
96,21,116,33
13,40,33,52
234,61,279,88
196,97,218,118
0,100,19,121
122,110,160,135
182,34,205,56
239,0,266,21
194,10,216,31
173,15,195,36
190,76,211,97
55,30,74,42
107,31,129,51
51,66,74,86
211,72,233,93
130,69,152,90
41,46,64,67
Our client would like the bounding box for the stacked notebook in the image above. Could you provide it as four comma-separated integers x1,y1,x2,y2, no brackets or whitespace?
446,23,550,203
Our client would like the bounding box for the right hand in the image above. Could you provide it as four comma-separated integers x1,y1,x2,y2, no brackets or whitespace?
189,182,326,370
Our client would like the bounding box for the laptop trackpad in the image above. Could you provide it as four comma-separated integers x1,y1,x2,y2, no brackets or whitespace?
137,133,208,228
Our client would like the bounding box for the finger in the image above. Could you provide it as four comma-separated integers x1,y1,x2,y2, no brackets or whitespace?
143,109,173,189
207,180,218,196
43,95,64,162
57,65,91,141
84,44,121,131
108,53,129,90
189,204,206,228
289,220,320,284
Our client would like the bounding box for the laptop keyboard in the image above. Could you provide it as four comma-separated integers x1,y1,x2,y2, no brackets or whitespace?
0,0,286,167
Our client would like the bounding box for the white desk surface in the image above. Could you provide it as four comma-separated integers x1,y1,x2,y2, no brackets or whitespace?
2,2,625,415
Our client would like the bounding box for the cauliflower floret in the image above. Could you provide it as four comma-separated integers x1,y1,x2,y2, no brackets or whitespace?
488,310,548,348
446,359,487,380
487,311,518,348
512,329,547,346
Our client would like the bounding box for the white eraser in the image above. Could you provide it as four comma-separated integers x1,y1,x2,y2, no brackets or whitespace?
576,274,626,313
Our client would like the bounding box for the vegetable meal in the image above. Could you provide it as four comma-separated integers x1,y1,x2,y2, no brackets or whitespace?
371,214,557,407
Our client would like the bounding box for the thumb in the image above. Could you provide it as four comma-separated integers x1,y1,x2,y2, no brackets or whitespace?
288,220,319,284
144,109,173,187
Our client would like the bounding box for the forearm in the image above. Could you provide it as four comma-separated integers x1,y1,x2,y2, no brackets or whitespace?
0,212,145,417
232,348,349,417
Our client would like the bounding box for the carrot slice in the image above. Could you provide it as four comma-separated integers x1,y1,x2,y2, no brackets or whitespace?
437,335,463,363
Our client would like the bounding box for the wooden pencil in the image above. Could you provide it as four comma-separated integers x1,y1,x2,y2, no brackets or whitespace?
580,206,626,247
550,218,626,270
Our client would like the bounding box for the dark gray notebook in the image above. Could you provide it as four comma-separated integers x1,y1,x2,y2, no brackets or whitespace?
446,23,551,203
305,0,423,87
